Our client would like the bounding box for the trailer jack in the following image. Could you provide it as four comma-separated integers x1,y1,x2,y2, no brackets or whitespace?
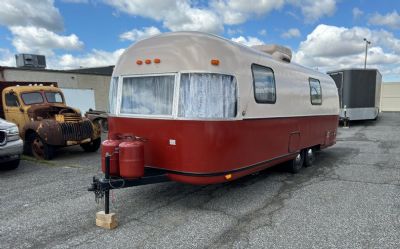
88,154,170,229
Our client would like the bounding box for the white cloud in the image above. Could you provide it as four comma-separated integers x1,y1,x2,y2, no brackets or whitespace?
281,28,301,38
352,7,363,19
231,36,264,47
104,0,223,33
61,0,89,3
120,26,161,42
369,11,400,29
10,26,84,56
289,0,336,23
293,24,400,76
0,48,15,67
259,29,267,36
51,49,125,69
211,0,285,25
0,0,63,31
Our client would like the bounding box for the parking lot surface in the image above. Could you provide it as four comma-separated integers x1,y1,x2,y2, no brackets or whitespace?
1,112,399,249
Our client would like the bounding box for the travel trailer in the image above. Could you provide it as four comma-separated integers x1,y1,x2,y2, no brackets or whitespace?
89,32,339,215
328,69,381,121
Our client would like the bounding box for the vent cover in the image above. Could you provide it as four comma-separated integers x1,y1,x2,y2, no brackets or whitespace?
251,45,292,63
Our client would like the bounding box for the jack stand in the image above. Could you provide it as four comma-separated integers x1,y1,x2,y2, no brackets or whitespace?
96,153,118,229
343,117,349,128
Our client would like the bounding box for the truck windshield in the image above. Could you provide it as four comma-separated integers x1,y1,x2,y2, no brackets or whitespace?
21,92,44,105
120,75,175,115
178,73,237,118
45,92,63,103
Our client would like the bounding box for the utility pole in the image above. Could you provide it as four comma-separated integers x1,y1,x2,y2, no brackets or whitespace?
363,38,371,69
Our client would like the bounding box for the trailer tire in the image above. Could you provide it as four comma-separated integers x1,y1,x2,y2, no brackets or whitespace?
287,150,304,174
81,138,101,152
29,133,55,160
304,148,315,167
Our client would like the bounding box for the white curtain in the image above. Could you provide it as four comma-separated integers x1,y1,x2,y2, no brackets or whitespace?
120,75,175,115
179,73,237,118
108,77,118,114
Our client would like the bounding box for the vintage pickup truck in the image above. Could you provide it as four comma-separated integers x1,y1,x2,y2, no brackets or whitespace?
0,117,23,169
0,81,101,160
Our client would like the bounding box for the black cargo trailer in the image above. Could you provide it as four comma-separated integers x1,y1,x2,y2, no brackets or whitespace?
327,69,382,121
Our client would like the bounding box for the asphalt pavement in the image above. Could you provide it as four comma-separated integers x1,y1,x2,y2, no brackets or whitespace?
0,112,399,249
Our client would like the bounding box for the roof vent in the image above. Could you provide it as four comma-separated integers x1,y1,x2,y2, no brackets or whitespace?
251,44,292,63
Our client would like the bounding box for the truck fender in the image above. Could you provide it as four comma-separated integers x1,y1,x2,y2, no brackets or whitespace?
23,120,63,146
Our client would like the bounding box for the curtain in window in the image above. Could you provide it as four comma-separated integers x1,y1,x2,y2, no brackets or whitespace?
179,73,237,118
121,75,174,115
108,77,118,114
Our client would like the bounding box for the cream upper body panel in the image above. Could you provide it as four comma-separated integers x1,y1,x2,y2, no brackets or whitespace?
112,31,339,120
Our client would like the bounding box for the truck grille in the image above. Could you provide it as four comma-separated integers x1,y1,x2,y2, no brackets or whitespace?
63,113,82,123
0,131,6,146
59,120,93,141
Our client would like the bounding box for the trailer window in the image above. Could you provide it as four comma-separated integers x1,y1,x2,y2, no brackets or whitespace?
179,73,237,119
309,78,322,105
108,77,118,114
252,64,276,103
120,75,175,115
21,92,44,105
5,93,20,107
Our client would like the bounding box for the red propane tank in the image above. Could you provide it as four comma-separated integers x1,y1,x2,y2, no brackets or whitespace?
101,140,121,176
119,140,145,178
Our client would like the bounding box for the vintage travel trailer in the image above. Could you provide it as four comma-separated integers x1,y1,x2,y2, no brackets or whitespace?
98,31,339,183
89,32,339,215
328,69,382,121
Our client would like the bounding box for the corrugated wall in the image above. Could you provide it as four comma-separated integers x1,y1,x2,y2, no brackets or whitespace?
381,83,400,111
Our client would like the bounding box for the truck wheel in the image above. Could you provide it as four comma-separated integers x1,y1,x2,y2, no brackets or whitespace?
286,150,304,174
80,138,101,152
31,133,55,160
304,148,315,167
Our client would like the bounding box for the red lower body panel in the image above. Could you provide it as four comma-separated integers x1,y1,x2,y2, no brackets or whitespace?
108,115,338,184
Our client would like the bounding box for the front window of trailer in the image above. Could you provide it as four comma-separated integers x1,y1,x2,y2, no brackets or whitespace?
21,92,44,105
120,75,175,115
178,73,237,119
45,92,64,103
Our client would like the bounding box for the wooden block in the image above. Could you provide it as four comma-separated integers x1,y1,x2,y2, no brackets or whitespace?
96,211,118,229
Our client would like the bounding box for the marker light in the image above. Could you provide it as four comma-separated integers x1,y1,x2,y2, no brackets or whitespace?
154,58,161,64
136,60,143,65
225,174,232,180
145,59,152,64
211,59,220,65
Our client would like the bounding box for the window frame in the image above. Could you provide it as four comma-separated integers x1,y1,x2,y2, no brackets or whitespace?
20,92,44,105
309,77,322,105
117,73,178,119
251,63,277,104
44,91,65,104
177,72,238,120
5,92,20,107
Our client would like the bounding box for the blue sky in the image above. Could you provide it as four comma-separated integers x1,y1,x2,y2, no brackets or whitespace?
0,0,399,81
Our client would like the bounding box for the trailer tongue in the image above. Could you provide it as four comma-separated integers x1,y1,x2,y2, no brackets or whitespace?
88,138,170,228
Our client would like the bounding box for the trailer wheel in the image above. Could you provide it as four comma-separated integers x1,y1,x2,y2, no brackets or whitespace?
304,148,315,167
287,151,304,174
30,133,55,160
81,138,101,152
